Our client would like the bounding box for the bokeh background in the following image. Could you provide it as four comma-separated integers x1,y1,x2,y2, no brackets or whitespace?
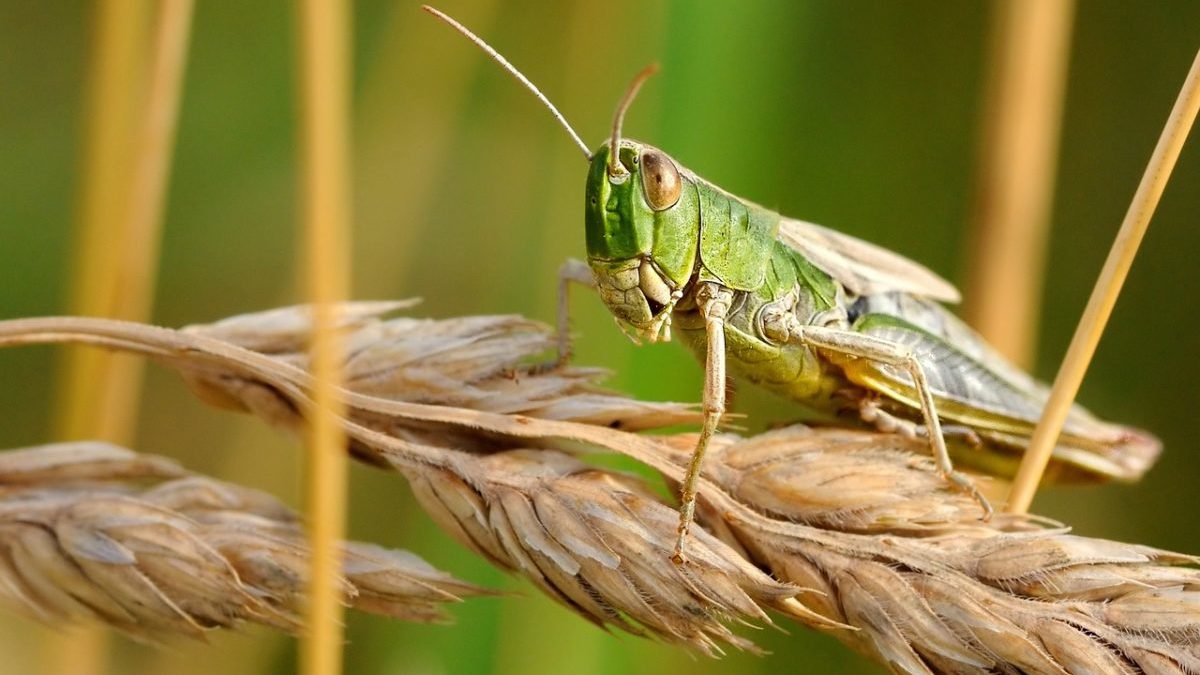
2,1,1199,674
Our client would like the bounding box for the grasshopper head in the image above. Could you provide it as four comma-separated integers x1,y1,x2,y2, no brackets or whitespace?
421,11,696,342
584,140,700,343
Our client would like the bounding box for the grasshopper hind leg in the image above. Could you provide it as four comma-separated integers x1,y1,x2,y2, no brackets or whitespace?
797,325,993,520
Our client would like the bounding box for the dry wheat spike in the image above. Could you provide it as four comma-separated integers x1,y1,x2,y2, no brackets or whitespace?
0,303,1197,671
0,440,488,640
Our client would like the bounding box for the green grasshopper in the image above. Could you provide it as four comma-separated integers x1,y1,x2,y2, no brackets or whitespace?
424,7,1160,562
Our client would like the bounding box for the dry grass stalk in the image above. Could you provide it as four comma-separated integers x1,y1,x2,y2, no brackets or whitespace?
0,304,1197,671
691,429,1200,673
0,441,487,640
50,3,195,671
183,300,699,431
403,448,800,655
191,305,786,655
54,0,150,445
294,0,350,667
295,0,354,670
1007,48,1200,514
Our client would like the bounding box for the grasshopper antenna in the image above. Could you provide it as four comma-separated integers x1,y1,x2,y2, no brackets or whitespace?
608,63,659,177
422,6,591,161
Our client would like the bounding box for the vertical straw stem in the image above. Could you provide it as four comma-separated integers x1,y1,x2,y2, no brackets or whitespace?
296,1,352,674
118,0,194,340
54,0,149,442
964,0,1074,369
1006,48,1200,514
49,1,192,673
49,12,145,675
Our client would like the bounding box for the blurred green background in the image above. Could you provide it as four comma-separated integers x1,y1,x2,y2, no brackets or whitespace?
1,1,1198,674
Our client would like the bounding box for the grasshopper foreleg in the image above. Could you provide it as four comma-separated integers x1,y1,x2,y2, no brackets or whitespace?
796,325,993,520
672,282,733,564
538,258,595,370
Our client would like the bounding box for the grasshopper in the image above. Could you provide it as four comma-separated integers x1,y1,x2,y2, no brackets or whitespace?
424,7,1160,562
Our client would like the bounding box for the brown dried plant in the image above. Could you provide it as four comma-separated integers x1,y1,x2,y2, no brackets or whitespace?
0,440,487,639
0,303,1197,672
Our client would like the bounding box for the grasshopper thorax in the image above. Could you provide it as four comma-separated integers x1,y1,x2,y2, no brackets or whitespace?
584,140,701,343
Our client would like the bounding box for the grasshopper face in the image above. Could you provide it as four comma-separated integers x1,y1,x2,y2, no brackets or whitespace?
584,141,701,343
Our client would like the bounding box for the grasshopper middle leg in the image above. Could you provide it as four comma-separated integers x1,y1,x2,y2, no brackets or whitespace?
795,324,993,520
859,398,983,447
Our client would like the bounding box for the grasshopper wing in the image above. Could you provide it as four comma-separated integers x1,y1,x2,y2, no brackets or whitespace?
777,217,961,303
838,308,1160,483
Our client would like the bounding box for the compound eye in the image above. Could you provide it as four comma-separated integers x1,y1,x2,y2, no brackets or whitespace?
640,149,682,211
